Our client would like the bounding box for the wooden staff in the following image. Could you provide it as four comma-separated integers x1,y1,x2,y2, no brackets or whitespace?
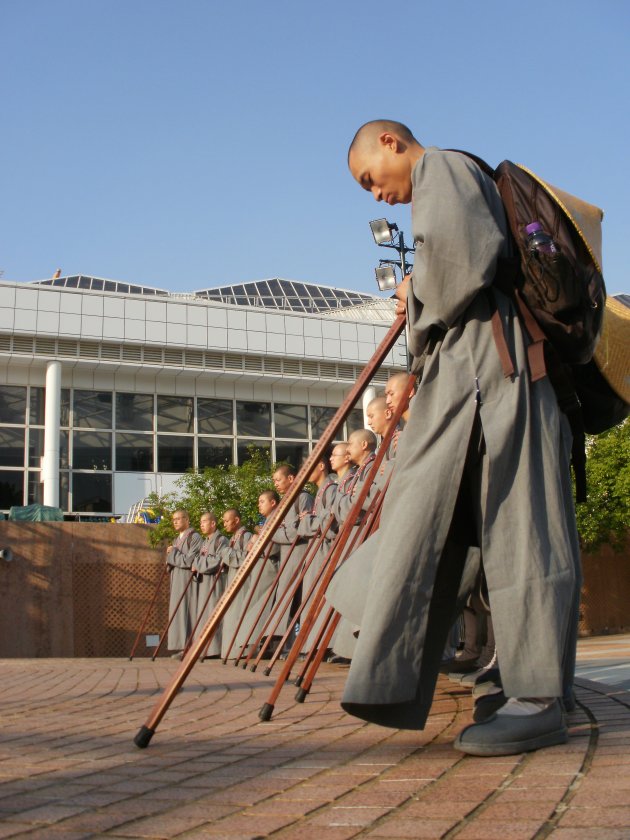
258,517,336,676
129,561,169,660
294,473,390,701
182,563,225,658
133,314,405,748
151,568,197,661
220,541,275,664
257,381,412,721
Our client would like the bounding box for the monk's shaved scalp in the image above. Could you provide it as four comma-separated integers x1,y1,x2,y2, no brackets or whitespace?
367,395,387,411
348,120,419,164
349,428,377,451
388,371,416,389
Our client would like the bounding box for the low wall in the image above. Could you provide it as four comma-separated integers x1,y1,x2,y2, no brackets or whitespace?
0,522,169,658
0,523,628,657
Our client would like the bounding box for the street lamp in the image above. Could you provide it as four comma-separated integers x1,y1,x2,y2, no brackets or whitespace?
369,218,413,291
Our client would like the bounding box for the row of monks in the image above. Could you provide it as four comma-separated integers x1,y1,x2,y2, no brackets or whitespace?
164,371,415,663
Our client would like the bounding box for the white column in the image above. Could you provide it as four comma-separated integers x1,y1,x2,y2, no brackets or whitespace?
43,361,62,507
362,386,377,429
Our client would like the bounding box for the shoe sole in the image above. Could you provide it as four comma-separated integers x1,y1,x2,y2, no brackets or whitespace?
454,726,568,757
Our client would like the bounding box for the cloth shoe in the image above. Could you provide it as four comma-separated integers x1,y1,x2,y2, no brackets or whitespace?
472,690,507,722
454,699,567,756
472,667,502,698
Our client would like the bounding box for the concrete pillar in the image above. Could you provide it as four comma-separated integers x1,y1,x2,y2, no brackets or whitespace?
43,361,62,507
362,386,377,429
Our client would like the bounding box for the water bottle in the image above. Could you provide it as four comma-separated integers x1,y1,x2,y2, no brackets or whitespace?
525,221,559,256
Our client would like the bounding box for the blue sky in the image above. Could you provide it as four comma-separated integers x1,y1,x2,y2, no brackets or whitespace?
2,0,629,296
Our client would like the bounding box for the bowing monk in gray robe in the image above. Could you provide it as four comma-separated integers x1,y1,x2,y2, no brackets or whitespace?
166,509,203,654
333,120,580,755
270,464,314,634
218,509,253,660
192,511,228,658
296,456,338,652
231,490,282,653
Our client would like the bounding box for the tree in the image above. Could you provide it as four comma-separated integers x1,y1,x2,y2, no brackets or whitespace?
576,418,630,553
145,447,275,547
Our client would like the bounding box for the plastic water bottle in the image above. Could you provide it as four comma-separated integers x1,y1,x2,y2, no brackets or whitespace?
525,221,559,256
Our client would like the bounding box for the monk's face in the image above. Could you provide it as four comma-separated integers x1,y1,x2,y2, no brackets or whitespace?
347,433,366,465
349,135,414,206
222,511,240,534
172,511,189,533
258,494,277,518
273,469,294,495
385,377,411,415
330,445,349,474
199,514,217,537
366,403,388,436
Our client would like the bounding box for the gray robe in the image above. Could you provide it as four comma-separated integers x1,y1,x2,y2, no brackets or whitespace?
194,530,228,656
271,490,314,634
329,148,581,730
166,528,203,651
296,476,338,652
218,527,253,659
230,518,282,653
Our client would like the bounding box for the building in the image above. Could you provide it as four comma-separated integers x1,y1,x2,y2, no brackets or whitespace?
0,275,406,518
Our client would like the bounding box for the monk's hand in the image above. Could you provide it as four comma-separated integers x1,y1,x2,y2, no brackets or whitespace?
394,274,411,316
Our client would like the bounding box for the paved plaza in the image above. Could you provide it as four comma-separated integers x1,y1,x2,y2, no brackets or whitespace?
0,636,629,839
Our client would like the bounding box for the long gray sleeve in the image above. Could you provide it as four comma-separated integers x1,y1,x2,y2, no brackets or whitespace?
406,149,508,359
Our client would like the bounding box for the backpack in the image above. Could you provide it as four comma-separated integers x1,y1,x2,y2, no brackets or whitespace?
453,151,629,498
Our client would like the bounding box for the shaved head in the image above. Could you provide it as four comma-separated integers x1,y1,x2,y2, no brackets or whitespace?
348,428,377,451
348,120,424,206
348,120,418,163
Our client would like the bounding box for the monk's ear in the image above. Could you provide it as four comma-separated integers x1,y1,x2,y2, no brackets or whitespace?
379,131,403,153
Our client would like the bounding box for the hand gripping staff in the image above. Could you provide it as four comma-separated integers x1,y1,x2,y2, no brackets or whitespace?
133,313,405,748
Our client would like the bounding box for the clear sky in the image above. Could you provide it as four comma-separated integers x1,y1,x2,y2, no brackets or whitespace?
2,0,629,296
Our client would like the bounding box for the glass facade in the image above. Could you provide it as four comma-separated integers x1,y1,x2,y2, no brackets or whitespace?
0,384,364,515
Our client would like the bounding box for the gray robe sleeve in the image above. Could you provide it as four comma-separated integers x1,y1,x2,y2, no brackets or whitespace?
406,150,507,359
298,483,338,538
219,530,253,570
273,491,314,544
195,533,228,574
167,530,203,569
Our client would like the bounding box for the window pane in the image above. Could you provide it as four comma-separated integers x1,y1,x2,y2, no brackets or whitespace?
157,435,193,472
29,387,45,425
0,471,24,508
116,392,154,431
0,385,26,424
60,430,69,469
73,390,112,429
72,472,112,513
59,472,69,510
198,437,233,469
346,409,365,437
237,439,271,465
275,441,309,471
157,396,194,433
0,428,25,467
274,404,307,439
198,398,233,435
236,401,271,437
116,433,154,471
60,389,70,427
73,431,112,470
28,428,44,467
311,406,337,439
27,471,43,505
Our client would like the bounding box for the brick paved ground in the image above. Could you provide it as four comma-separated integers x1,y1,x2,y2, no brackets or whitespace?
0,639,629,839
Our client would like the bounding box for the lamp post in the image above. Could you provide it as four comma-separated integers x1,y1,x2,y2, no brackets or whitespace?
369,219,413,370
369,219,414,291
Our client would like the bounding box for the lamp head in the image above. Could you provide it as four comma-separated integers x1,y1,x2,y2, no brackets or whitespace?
369,218,398,245
375,265,397,291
